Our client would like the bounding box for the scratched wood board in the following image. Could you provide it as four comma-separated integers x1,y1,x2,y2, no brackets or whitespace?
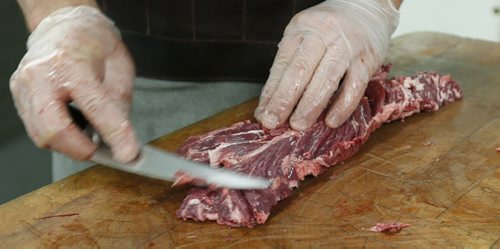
0,32,499,248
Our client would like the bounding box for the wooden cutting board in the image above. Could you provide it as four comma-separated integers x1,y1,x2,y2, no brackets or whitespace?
0,32,498,248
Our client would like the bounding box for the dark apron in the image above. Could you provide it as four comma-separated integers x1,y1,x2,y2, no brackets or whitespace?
97,0,324,82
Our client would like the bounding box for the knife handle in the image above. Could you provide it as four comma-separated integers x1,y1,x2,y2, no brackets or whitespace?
68,105,100,144
68,105,89,130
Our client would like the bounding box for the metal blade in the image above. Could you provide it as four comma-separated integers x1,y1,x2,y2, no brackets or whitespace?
91,145,271,190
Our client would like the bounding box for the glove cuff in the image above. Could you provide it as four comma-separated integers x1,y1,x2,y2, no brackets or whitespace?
28,6,119,49
387,0,400,12
373,0,400,35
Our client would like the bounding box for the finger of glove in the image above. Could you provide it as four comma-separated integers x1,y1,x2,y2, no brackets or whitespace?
10,63,97,160
260,37,326,129
102,42,135,112
255,35,302,122
325,61,370,128
40,116,98,161
69,72,139,163
290,44,349,130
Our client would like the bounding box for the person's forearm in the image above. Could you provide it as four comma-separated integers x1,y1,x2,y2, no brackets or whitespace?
390,0,403,9
17,0,98,31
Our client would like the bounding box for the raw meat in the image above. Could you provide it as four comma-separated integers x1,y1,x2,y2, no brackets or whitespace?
176,65,463,227
367,223,410,233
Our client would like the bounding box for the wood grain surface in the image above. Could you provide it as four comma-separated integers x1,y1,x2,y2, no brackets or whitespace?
0,32,499,248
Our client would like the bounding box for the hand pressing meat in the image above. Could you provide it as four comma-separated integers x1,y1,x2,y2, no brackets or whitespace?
255,0,400,130
177,66,462,227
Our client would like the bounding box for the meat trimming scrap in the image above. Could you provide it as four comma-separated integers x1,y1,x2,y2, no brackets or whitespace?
175,65,463,227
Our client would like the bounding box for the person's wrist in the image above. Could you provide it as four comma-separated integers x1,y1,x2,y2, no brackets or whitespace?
25,2,99,32
322,0,399,34
29,6,117,42
27,5,120,58
389,0,402,10
372,0,400,33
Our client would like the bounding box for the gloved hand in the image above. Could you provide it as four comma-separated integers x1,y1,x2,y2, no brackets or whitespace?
10,6,139,162
255,0,399,130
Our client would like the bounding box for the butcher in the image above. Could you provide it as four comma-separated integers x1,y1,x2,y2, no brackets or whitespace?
10,0,401,180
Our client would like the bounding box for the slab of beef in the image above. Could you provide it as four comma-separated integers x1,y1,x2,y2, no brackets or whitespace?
176,65,463,227
367,222,410,233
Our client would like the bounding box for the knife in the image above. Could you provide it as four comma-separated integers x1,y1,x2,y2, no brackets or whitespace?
68,105,271,190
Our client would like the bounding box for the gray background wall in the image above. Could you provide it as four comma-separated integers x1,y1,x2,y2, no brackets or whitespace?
0,1,52,204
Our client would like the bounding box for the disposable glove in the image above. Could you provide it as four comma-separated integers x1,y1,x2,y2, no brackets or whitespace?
255,0,399,130
10,6,139,162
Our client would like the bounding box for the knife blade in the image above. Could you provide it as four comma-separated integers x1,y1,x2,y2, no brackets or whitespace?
68,105,271,189
92,144,271,189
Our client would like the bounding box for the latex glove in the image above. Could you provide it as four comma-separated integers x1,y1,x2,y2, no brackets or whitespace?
255,0,399,130
10,6,139,162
